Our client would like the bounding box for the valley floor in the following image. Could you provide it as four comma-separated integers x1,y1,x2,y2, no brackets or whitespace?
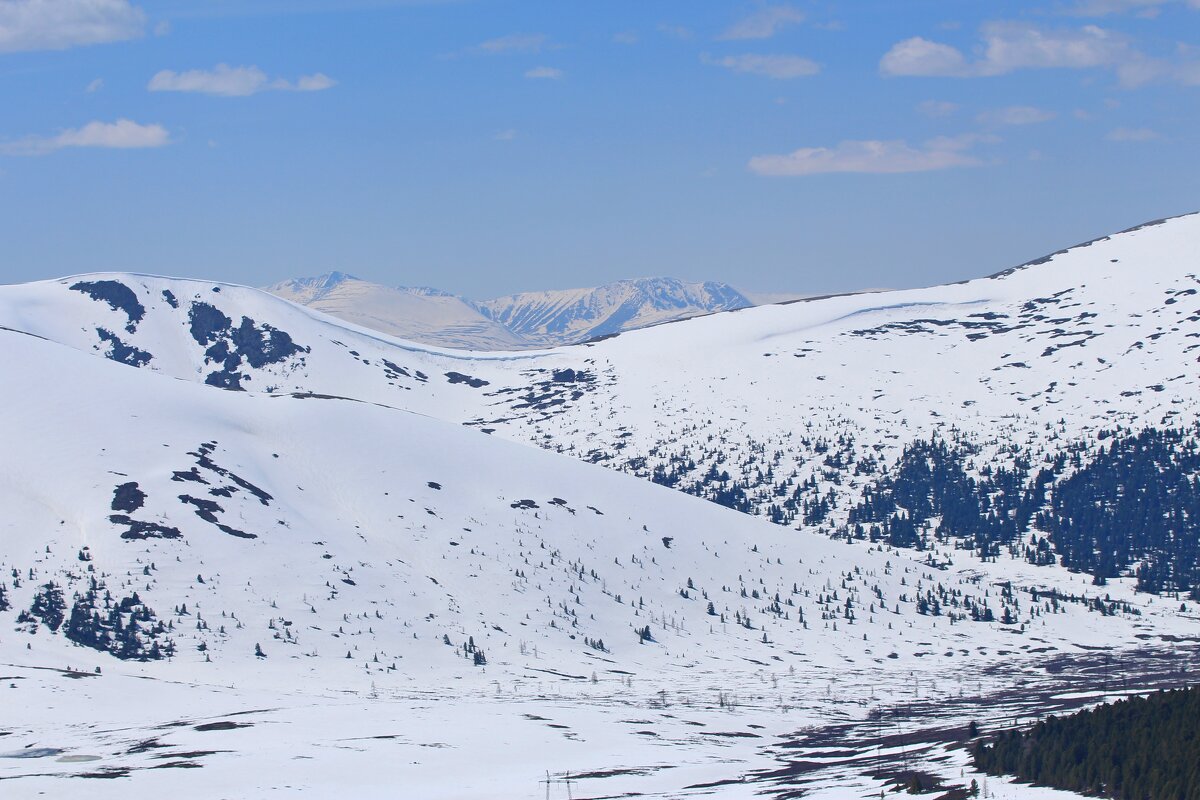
5,642,1198,799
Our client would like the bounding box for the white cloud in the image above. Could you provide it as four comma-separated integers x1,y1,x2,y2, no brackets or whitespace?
148,64,336,97
493,129,517,141
977,105,1057,125
1,119,168,156
880,21,1152,85
612,30,638,45
476,33,546,54
703,53,820,79
917,99,960,117
0,0,145,52
523,66,563,80
880,36,970,77
719,5,805,40
749,135,991,176
56,119,166,148
981,22,1131,71
1106,126,1161,140
295,72,336,91
150,64,267,96
86,77,104,92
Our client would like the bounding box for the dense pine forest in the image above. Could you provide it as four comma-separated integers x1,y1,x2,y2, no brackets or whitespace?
972,686,1200,800
653,422,1200,598
838,426,1200,598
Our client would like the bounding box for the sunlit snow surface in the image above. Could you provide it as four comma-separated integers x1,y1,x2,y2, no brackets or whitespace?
1,215,1199,797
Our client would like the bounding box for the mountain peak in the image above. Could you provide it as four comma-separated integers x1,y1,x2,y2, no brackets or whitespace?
320,270,359,285
266,271,361,303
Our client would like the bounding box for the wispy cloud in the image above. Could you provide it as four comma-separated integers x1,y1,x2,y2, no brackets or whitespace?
719,5,805,40
0,0,146,53
148,64,336,96
524,66,563,80
880,21,1161,87
1106,126,1161,140
86,77,105,93
612,30,638,45
475,33,546,55
702,53,820,79
294,73,336,91
977,105,1057,125
493,129,517,141
1,119,169,156
749,134,993,176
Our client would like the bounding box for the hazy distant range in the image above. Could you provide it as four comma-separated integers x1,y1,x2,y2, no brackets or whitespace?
267,272,801,350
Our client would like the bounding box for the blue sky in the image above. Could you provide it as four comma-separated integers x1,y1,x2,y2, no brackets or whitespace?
0,0,1197,298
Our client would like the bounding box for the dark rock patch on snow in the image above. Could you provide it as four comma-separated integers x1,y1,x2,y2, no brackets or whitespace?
111,482,146,513
445,371,489,388
70,280,145,332
96,328,152,367
109,516,182,540
188,302,306,390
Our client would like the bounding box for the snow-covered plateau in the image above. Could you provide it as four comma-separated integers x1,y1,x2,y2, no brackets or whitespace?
1,214,1199,798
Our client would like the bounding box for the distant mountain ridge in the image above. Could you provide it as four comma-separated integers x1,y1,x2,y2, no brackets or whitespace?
266,272,528,350
266,273,752,350
475,277,751,345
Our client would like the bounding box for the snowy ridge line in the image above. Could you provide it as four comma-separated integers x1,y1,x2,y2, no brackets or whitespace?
985,212,1198,281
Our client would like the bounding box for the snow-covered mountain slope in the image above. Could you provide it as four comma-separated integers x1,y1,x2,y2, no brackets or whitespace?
5,213,1200,549
6,214,1200,532
1,296,1193,799
475,277,752,346
468,214,1200,540
266,273,752,349
6,316,1145,679
266,272,529,350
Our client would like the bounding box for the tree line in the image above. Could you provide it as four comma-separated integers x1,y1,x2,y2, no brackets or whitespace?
972,686,1200,799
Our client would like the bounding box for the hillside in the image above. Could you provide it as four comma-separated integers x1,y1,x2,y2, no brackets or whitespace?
467,214,1200,587
18,214,1200,590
